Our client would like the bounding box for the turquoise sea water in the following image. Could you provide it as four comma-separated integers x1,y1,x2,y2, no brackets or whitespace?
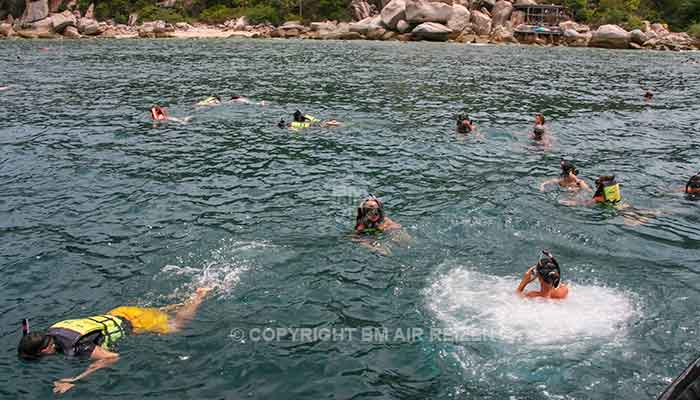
0,38,699,399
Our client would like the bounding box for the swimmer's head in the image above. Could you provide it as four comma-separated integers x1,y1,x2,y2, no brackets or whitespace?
17,319,55,360
455,114,473,133
560,159,578,177
293,110,304,122
277,118,286,129
644,91,653,100
231,95,241,100
356,196,385,227
536,250,561,288
535,113,545,125
686,173,700,194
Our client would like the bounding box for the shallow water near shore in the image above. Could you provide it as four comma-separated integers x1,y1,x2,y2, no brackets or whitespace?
1,38,699,399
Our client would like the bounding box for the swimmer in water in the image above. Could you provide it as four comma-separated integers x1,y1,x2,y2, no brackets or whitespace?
532,113,547,140
456,114,476,134
278,110,341,130
150,105,191,124
643,91,653,102
540,159,592,192
196,95,222,106
516,250,569,299
17,287,212,394
560,175,661,225
229,95,267,106
352,196,404,255
0,85,11,91
683,172,700,195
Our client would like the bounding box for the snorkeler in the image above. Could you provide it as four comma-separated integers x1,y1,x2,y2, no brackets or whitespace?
516,250,569,299
150,105,192,124
17,287,212,394
456,114,476,134
540,159,592,192
354,196,401,234
278,110,341,130
196,95,222,106
683,172,700,195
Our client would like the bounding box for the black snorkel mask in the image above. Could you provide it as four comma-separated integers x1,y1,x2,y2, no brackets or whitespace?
535,250,561,288
277,119,286,129
685,173,700,193
356,195,385,227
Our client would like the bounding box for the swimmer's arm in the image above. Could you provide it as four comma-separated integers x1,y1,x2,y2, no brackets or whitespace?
578,179,592,192
53,347,119,394
540,178,559,192
350,234,392,256
516,266,537,296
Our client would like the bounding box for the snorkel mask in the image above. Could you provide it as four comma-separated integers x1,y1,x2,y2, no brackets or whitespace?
685,173,700,193
560,159,578,177
455,114,472,133
535,250,561,288
595,175,621,203
356,195,385,228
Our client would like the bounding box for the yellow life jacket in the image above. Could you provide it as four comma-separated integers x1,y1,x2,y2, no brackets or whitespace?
603,183,621,203
48,315,127,355
290,115,320,130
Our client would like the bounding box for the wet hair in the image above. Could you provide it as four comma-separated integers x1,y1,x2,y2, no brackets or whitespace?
560,160,578,177
535,113,545,124
18,331,50,360
536,252,561,288
594,175,616,198
355,196,385,231
293,110,304,123
456,114,473,133
277,119,287,129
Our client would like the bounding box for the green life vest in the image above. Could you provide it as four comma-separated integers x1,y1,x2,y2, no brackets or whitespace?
603,183,621,203
48,315,127,355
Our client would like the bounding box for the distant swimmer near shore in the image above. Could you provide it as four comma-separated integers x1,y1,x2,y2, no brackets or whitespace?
150,105,192,124
278,110,341,130
516,250,569,299
540,159,592,192
17,287,212,394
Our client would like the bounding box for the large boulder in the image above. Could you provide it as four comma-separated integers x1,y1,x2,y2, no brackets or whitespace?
310,21,336,32
396,19,410,32
411,21,451,41
405,0,454,24
514,0,536,4
349,15,382,34
629,29,648,45
381,0,406,30
491,0,513,28
641,20,651,32
0,22,14,37
589,24,630,49
350,0,373,21
77,17,100,35
563,27,590,46
510,10,525,26
480,0,496,10
62,25,80,38
559,20,590,33
650,22,669,37
491,24,516,42
84,2,94,19
470,9,491,35
447,4,470,32
22,0,49,22
50,10,76,32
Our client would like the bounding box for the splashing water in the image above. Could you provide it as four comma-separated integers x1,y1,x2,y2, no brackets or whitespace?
425,267,638,348
160,240,273,296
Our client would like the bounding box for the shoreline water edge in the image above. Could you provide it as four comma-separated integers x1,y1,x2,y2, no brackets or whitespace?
1,0,699,52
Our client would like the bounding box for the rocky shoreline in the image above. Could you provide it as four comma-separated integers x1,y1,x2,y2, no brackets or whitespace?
1,0,699,52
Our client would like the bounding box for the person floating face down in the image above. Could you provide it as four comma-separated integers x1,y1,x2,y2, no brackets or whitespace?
540,159,592,192
456,114,476,134
354,196,401,234
17,287,211,394
197,95,222,106
278,110,340,130
516,250,569,299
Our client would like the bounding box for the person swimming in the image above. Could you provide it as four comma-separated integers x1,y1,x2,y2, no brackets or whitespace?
150,105,191,124
685,172,700,195
644,91,654,101
516,250,569,299
278,110,341,130
17,287,211,394
354,196,401,235
197,95,222,106
533,113,546,140
456,114,476,134
540,159,592,192
592,175,622,204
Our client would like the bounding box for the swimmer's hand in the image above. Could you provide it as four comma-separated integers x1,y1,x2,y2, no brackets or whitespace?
53,379,75,394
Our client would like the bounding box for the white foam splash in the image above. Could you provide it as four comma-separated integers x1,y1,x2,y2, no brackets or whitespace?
425,266,637,347
160,240,273,296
